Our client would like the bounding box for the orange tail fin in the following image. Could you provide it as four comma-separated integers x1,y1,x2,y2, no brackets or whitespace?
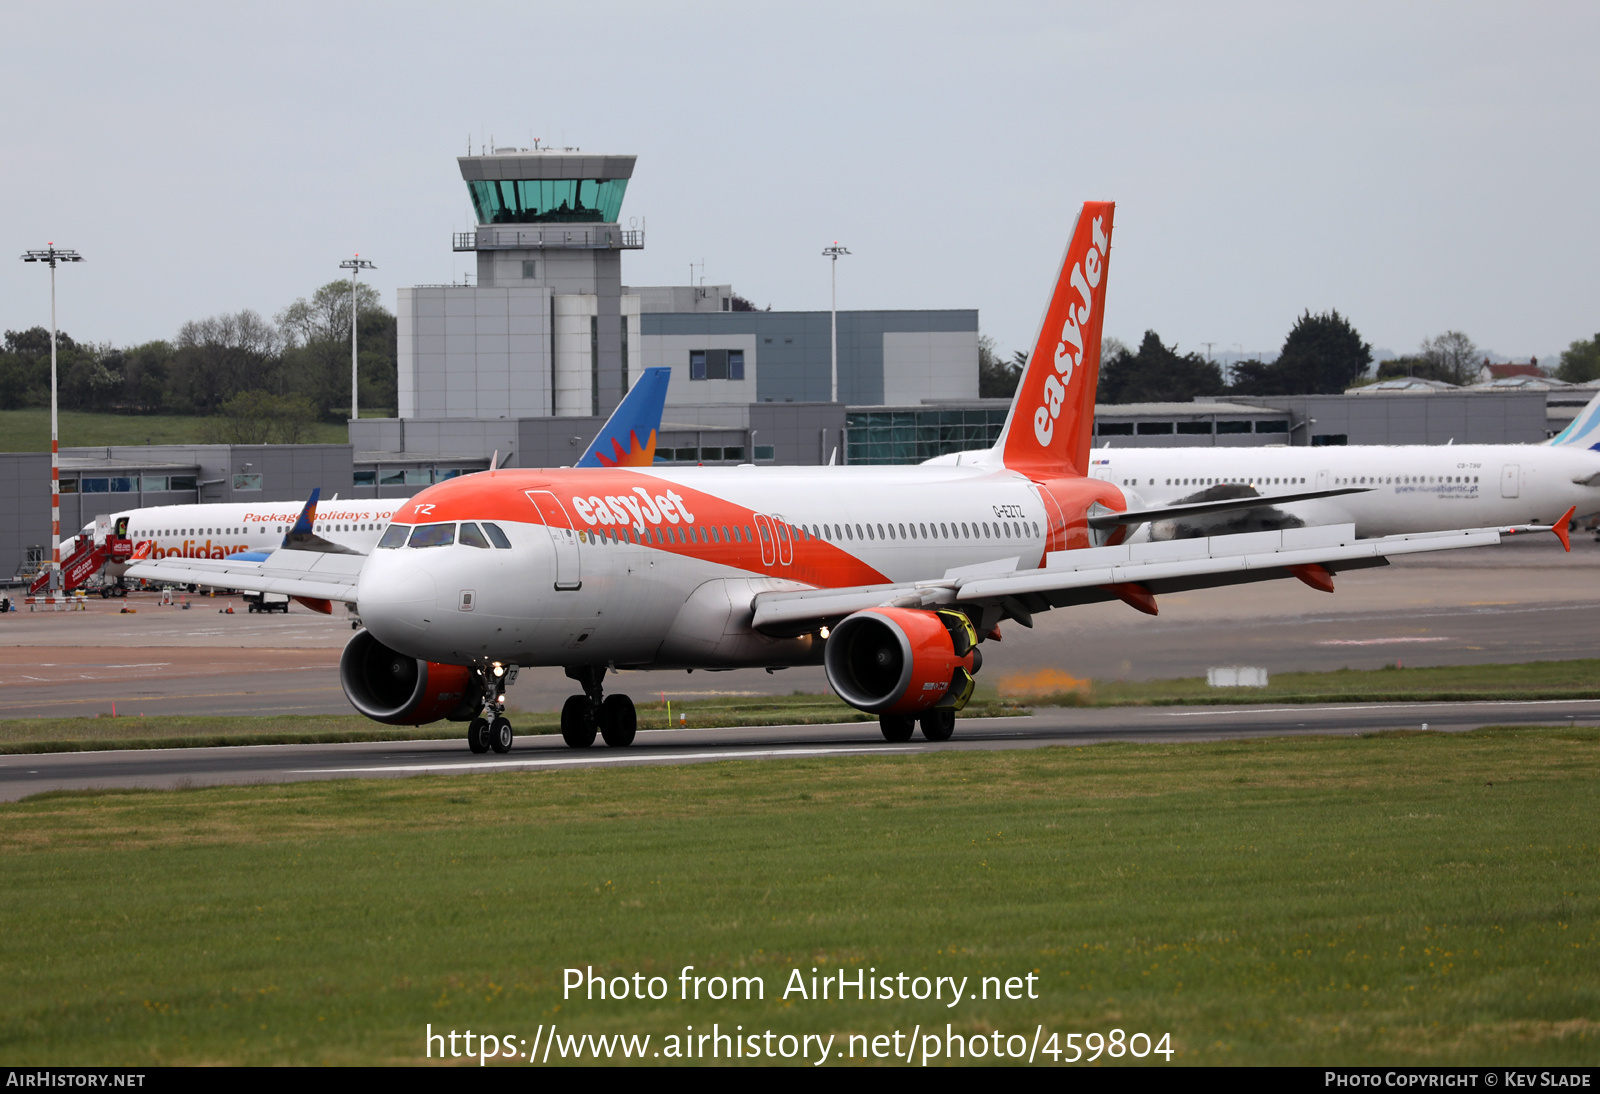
992,201,1115,479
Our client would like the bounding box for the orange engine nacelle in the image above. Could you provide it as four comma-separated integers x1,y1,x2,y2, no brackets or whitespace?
823,607,981,716
339,630,484,726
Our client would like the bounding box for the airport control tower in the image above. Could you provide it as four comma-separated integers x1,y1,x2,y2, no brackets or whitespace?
398,149,643,419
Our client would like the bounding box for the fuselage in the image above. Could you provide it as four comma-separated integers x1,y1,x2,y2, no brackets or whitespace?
85,500,402,575
355,464,1117,670
1088,443,1600,537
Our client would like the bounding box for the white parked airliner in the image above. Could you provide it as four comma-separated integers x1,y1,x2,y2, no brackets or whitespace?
928,392,1600,540
129,202,1568,754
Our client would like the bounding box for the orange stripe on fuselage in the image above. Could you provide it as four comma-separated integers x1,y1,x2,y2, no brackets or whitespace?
396,469,891,588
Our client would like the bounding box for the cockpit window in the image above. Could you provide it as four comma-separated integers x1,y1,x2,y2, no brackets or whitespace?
377,523,410,549
458,522,490,549
481,522,512,549
408,523,456,548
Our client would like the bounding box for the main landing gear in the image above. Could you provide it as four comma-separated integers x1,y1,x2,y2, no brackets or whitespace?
560,666,636,749
467,663,518,755
878,708,956,743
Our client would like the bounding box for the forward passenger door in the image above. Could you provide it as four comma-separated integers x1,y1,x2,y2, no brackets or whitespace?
525,490,582,590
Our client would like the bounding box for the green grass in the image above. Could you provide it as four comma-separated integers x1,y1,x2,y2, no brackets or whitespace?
1005,658,1600,707
0,693,1022,754
0,408,351,451
2,728,1596,1065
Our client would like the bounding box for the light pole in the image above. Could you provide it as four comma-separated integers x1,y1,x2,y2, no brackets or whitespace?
339,256,376,421
20,245,83,596
822,242,850,403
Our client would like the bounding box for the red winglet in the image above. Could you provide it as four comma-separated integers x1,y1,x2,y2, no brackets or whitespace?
1554,506,1576,552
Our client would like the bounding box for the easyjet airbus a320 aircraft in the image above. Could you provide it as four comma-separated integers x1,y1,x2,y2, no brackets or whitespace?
128,202,1569,754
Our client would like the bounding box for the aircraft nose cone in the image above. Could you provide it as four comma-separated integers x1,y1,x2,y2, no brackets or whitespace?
359,563,437,646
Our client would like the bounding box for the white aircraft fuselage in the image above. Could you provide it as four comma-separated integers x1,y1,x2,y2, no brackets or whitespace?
1085,442,1600,538
357,463,1057,669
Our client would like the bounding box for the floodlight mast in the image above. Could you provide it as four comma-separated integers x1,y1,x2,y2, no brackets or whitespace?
339,256,376,421
822,243,850,403
19,245,83,597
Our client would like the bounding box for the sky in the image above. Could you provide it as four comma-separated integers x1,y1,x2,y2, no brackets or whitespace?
2,2,1596,368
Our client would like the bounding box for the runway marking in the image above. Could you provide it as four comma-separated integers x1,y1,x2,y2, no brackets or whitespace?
1159,698,1600,718
1315,637,1453,646
296,744,920,775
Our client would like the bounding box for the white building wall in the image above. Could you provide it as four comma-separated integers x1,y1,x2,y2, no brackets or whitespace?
640,332,759,408
553,294,598,416
399,286,551,419
881,330,980,405
623,294,642,389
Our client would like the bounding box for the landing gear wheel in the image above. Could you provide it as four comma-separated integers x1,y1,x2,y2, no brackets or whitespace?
599,694,637,748
560,695,597,749
490,715,514,754
467,717,491,754
920,708,956,742
879,713,915,742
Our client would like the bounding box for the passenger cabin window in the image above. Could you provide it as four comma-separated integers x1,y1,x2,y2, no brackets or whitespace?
377,524,410,549
409,523,456,548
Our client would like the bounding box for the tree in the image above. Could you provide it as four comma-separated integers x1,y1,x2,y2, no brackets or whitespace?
203,390,318,444
1377,356,1453,382
1418,330,1479,386
1099,331,1223,403
978,335,1024,398
1556,334,1600,384
277,280,395,417
171,309,282,412
1230,310,1372,395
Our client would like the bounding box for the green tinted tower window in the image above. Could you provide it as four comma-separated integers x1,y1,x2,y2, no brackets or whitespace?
467,178,629,225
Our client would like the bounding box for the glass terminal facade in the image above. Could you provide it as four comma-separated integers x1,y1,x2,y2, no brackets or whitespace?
845,407,1009,465
467,178,630,224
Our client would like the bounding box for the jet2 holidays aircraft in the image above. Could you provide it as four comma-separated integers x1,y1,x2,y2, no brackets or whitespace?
127,202,1569,755
84,368,672,590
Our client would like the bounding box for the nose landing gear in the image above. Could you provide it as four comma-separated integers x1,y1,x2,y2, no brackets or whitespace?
561,666,636,749
467,663,518,754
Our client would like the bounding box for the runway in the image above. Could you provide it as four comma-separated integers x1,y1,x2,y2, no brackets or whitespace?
1,533,1595,800
4,695,1595,801
2,535,1597,719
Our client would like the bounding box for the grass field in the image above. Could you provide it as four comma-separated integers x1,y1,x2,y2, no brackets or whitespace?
1001,659,1600,707
1,727,1596,1065
0,693,1023,754
6,659,1599,756
0,408,352,451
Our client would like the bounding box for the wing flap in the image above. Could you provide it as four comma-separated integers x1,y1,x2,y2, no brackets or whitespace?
750,521,1516,633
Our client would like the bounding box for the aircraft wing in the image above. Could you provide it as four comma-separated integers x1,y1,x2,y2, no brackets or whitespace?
1087,486,1371,529
124,548,364,603
751,520,1555,635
